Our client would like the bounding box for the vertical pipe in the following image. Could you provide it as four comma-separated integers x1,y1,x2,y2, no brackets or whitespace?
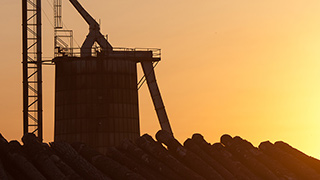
141,61,173,136
37,0,43,141
22,0,28,136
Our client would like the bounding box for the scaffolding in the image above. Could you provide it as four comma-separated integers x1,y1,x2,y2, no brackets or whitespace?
54,0,73,57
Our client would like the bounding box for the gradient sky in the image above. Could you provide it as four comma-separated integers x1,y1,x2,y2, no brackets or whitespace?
1,0,320,158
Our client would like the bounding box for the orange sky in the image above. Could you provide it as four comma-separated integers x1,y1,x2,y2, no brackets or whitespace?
1,0,320,158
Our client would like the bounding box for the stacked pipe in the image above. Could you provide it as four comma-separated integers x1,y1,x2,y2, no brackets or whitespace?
259,141,320,179
0,131,319,179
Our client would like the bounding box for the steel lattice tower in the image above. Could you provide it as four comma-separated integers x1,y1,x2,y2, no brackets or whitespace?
22,0,43,141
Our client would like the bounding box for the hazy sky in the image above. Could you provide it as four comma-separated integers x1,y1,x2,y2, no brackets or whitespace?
1,0,320,158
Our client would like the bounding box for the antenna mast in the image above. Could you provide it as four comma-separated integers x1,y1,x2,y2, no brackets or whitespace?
22,0,43,140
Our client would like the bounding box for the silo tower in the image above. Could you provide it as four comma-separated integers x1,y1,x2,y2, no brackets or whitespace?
54,0,173,153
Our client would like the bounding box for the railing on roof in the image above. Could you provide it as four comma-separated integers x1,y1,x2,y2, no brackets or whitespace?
55,47,161,59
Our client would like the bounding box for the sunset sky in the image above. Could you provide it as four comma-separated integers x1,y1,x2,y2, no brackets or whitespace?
1,0,320,158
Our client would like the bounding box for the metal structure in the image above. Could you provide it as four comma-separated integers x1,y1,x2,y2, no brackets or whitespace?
141,61,173,134
54,0,173,152
21,0,172,146
67,0,173,135
22,0,43,140
54,0,73,57
69,0,112,57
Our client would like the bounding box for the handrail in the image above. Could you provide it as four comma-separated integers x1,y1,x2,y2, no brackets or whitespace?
55,47,161,59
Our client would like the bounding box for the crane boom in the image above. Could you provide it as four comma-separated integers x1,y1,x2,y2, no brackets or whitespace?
69,0,112,56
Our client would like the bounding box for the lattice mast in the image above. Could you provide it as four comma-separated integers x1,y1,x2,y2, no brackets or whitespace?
22,0,43,140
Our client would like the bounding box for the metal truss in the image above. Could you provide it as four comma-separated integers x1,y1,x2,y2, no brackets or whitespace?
22,0,43,141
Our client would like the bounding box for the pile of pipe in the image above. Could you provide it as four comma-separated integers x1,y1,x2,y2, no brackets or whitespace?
0,130,320,179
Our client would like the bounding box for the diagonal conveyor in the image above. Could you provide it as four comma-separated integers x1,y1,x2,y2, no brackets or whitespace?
141,61,173,136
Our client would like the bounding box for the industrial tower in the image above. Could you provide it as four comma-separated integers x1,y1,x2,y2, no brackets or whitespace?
22,0,173,147
22,0,43,141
